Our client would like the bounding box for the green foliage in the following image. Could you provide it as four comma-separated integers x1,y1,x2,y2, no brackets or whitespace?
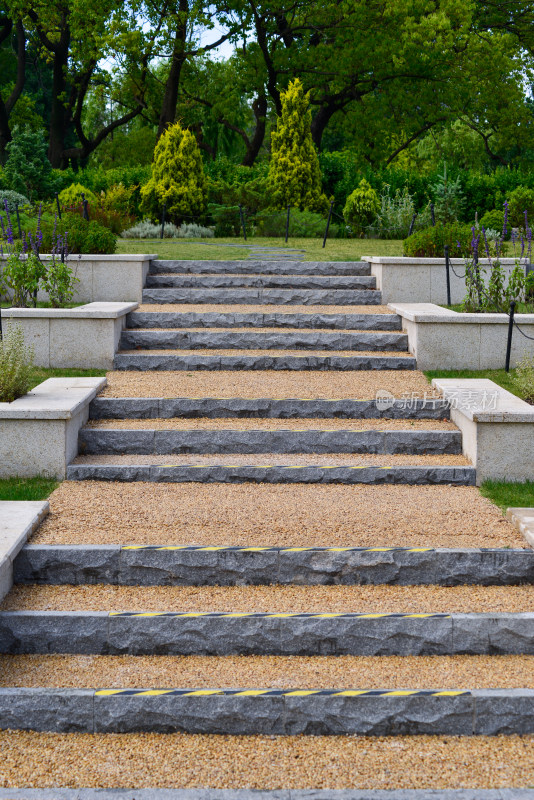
463,260,533,313
255,209,340,239
480,480,534,512
404,223,473,257
513,354,534,404
4,128,56,201
343,179,380,235
141,122,207,223
58,183,98,209
3,250,46,307
368,186,432,240
267,79,327,213
0,190,30,213
102,184,137,215
0,476,59,502
39,213,116,254
479,209,505,236
42,257,80,308
0,323,34,403
432,167,465,224
508,186,534,229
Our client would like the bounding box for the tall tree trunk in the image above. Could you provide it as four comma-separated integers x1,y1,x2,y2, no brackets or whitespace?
241,93,267,166
47,30,70,168
157,0,188,138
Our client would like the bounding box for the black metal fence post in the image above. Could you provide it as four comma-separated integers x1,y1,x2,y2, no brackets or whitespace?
444,244,451,306
239,204,247,241
505,300,516,372
81,193,89,221
322,201,334,249
408,213,417,237
55,192,62,220
430,203,435,227
15,203,22,238
0,306,2,338
285,205,291,243
160,203,167,239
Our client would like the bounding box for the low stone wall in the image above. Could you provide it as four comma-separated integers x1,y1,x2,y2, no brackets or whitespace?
363,256,519,305
2,302,137,369
0,501,49,601
389,303,534,370
0,254,156,304
0,377,106,479
432,378,534,484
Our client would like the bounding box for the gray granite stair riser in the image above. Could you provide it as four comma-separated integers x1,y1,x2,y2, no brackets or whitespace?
66,464,475,485
0,791,530,800
127,312,402,331
113,354,416,371
89,397,451,421
149,259,371,275
3,612,530,655
3,688,534,736
145,275,376,290
78,429,461,457
15,545,534,587
119,330,408,352
141,289,382,305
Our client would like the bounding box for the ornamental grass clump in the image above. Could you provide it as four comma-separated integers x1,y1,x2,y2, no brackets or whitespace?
0,324,34,403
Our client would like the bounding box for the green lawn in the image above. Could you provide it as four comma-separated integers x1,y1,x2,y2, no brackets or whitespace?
1,301,79,309
0,476,59,501
480,480,534,512
441,303,534,314
424,368,524,399
116,237,404,262
27,366,106,392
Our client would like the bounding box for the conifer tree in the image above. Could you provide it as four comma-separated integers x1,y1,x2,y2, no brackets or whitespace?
268,79,327,212
141,122,207,222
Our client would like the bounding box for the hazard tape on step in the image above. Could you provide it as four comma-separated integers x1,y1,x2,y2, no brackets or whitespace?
95,688,469,698
121,546,433,553
109,611,449,619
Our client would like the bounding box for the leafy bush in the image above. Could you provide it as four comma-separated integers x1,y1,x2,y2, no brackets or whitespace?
59,183,98,209
479,209,506,236
508,186,534,229
255,208,340,238
178,223,214,238
343,179,380,235
432,168,465,224
141,121,207,223
0,324,34,402
39,213,116,254
404,223,474,257
102,183,137,216
367,186,432,239
88,206,134,235
209,204,241,237
514,354,534,404
121,220,214,238
4,128,57,201
2,250,46,307
0,190,30,213
42,256,80,307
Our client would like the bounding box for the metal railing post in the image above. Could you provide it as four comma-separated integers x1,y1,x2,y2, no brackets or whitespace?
239,204,247,241
55,192,62,220
444,244,451,306
430,203,435,227
408,213,417,237
160,203,167,239
505,300,516,372
285,205,291,243
81,193,89,221
322,201,334,249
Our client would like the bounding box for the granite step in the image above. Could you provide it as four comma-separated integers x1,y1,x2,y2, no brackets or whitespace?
149,259,371,275
141,289,381,305
127,311,402,331
14,544,534,587
146,274,376,290
119,329,409,353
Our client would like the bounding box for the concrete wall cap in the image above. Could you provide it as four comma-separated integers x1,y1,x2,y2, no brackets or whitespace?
0,501,49,602
507,507,534,548
388,302,534,324
3,302,138,319
363,256,518,265
432,378,534,422
0,377,106,420
0,254,157,262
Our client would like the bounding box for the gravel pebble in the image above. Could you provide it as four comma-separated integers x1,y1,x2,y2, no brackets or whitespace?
33,482,522,548
4,583,533,613
85,418,456,431
0,731,534,789
2,654,534,689
72,453,470,466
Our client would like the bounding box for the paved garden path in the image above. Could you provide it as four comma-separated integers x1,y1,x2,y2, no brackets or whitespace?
0,258,533,794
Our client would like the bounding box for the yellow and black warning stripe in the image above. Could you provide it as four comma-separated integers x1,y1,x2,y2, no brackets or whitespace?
109,611,449,619
122,545,433,553
95,688,469,698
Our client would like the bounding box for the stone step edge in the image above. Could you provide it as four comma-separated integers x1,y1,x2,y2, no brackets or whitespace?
113,354,417,372
0,611,529,656
1,686,533,736
127,312,402,332
0,791,528,800
14,544,534,587
89,398,450,421
65,464,475,486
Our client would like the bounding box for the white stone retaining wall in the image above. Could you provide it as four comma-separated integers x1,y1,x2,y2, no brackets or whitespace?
364,257,521,305
0,377,106,479
389,303,534,370
0,501,49,601
2,303,137,369
432,378,534,484
0,254,156,304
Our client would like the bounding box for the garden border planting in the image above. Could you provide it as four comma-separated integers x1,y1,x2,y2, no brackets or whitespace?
3,303,137,369
0,377,106,479
388,303,534,370
0,501,49,601
431,378,534,483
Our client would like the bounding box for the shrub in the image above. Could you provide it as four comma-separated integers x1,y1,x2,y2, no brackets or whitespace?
102,183,137,216
178,223,214,238
121,220,214,239
4,128,57,201
479,209,506,236
42,256,80,307
0,324,34,402
508,186,534,229
343,179,380,236
255,208,340,238
140,122,207,223
2,250,46,307
88,206,134,235
403,223,474,257
59,183,98,209
367,186,432,239
0,190,30,213
39,213,116,254
432,167,465,224
514,354,534,404
267,78,328,213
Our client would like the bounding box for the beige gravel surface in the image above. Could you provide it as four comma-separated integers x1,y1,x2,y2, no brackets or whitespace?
33,482,522,548
72,453,470,466
4,584,533,613
101,370,434,398
139,304,394,314
117,348,412,357
85,418,456,431
1,731,534,789
2,654,534,689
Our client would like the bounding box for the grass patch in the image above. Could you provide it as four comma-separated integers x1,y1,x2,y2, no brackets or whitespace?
440,303,534,314
27,366,106,392
0,476,58,501
424,368,524,400
116,237,404,262
480,480,534,512
1,302,80,309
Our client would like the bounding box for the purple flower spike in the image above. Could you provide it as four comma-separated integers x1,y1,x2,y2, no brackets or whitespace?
525,210,529,230
482,226,491,260
503,200,509,239
456,240,461,249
